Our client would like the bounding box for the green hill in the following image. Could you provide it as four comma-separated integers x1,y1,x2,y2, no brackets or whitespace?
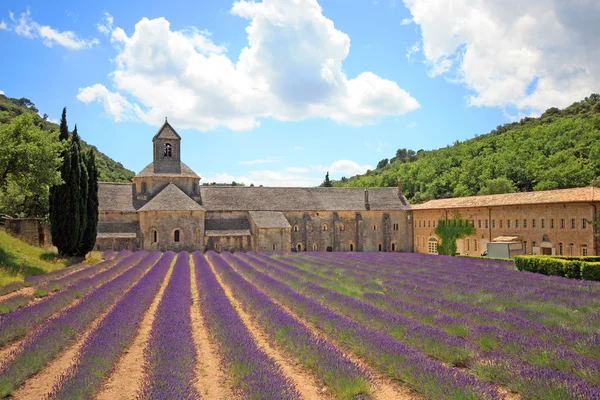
0,95,134,183
330,94,600,203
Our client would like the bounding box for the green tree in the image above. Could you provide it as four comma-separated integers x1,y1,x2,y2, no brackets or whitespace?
377,158,389,169
80,149,99,255
72,125,88,256
323,171,333,187
0,113,63,217
478,177,517,195
434,213,475,256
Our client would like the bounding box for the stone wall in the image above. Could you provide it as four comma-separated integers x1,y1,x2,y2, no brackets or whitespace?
412,202,599,256
205,235,252,252
4,218,52,247
139,210,205,251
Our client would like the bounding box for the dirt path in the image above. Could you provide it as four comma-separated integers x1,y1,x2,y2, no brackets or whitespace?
10,257,160,399
207,257,329,400
96,258,175,400
189,258,231,400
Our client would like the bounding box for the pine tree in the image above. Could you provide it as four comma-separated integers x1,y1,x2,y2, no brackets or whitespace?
49,108,72,255
323,171,333,187
80,149,99,255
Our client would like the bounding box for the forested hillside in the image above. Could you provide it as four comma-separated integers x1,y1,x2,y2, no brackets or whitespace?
330,94,600,203
0,95,134,183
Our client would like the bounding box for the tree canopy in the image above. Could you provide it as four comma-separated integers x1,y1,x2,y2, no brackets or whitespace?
328,94,600,203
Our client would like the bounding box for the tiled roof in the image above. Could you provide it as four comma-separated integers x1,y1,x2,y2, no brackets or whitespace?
98,183,144,212
152,120,181,140
249,211,291,229
410,186,600,210
138,183,205,212
205,229,251,237
199,187,409,211
134,162,199,178
97,232,137,239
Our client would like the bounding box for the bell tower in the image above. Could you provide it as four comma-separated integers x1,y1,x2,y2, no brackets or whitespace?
152,117,181,174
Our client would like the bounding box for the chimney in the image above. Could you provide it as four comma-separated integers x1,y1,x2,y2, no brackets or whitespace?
397,178,403,198
364,188,371,210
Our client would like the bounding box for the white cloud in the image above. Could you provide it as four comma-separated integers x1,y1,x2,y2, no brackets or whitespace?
96,12,113,36
0,90,4,95
406,41,420,60
0,21,7,30
293,146,304,151
402,0,600,113
239,156,283,165
77,84,138,121
284,167,310,173
7,9,98,49
78,0,420,131
312,159,373,176
400,17,412,25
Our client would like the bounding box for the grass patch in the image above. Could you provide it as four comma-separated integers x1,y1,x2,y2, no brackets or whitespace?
0,229,82,286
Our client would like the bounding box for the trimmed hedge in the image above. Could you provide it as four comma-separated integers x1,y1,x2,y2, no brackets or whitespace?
514,256,600,281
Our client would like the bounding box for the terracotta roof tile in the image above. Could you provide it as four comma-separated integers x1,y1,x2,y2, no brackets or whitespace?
410,186,600,210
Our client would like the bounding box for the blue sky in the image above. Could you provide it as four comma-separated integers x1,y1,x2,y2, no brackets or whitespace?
1,0,598,186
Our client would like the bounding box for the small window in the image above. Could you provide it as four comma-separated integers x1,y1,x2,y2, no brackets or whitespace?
550,219,555,229
499,220,503,228
272,243,276,251
541,219,546,229
582,245,588,256
492,220,496,228
571,219,576,229
467,239,470,251
141,182,147,193
428,220,431,228
532,241,537,248
474,239,478,252
478,220,482,229
373,224,378,231
561,219,565,229
422,236,425,247
378,243,382,251
433,220,436,228
569,243,574,255
174,229,180,243
523,219,527,229
559,242,563,256
532,219,536,228
164,143,172,157
391,243,396,251
323,224,328,232
340,223,345,231
313,244,318,251
582,219,588,229
485,219,489,229
293,225,299,232
523,241,527,254
507,220,511,229
419,220,422,228
152,229,158,243
416,236,419,248
393,223,399,231
515,219,519,229
215,242,220,252
349,243,354,251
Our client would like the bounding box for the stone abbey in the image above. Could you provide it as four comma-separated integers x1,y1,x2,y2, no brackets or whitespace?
96,121,599,256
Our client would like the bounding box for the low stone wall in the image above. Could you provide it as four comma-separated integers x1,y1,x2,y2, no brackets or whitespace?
4,218,52,247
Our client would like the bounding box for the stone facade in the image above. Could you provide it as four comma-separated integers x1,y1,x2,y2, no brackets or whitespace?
4,218,52,247
95,121,412,253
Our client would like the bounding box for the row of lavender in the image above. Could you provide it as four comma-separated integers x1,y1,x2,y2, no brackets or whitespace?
225,252,502,399
272,252,600,399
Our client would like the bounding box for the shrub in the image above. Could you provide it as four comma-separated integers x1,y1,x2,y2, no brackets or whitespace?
514,256,600,281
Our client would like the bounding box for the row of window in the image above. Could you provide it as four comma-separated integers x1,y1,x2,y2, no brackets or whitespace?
293,222,401,232
417,218,589,230
151,228,202,244
297,242,398,252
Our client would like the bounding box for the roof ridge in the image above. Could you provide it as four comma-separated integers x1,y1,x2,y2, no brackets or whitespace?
98,182,132,185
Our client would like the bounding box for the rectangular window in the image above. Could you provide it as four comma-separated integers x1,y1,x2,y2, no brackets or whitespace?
541,219,546,229
419,220,421,228
523,219,527,229
507,220,511,228
492,220,496,228
551,219,555,229
571,218,576,229
474,239,478,252
485,219,489,229
582,219,588,229
478,220,482,229
467,239,470,251
428,220,431,228
515,219,519,229
523,241,527,254
500,220,503,228
532,219,536,228
559,243,563,256
582,246,588,256
561,219,565,229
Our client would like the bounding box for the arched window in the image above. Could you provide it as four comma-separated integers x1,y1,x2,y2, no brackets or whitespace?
297,243,302,252
428,237,438,254
152,229,158,244
378,243,382,251
339,223,345,231
349,243,354,252
215,242,220,252
313,244,318,251
272,243,277,251
391,243,396,251
164,143,172,157
323,224,328,232
293,225,299,232
373,224,378,231
174,229,180,243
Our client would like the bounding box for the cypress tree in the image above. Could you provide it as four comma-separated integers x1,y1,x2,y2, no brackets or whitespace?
49,108,72,255
80,149,98,255
72,125,88,256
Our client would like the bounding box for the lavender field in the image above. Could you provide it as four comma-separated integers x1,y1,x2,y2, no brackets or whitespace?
0,251,599,399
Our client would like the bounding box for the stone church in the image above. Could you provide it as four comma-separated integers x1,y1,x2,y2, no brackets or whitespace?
96,121,413,253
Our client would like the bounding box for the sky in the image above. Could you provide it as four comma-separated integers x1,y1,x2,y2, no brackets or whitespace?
1,0,598,186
